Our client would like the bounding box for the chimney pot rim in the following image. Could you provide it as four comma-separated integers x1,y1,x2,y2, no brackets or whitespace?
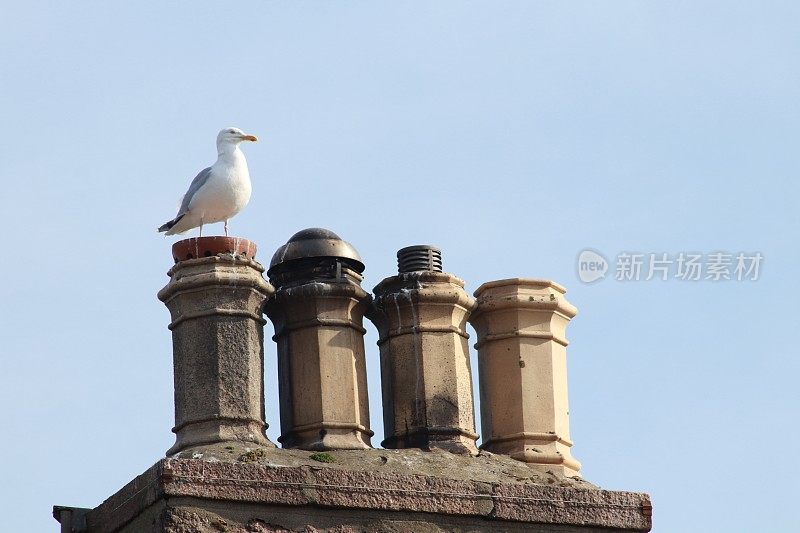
171,236,258,263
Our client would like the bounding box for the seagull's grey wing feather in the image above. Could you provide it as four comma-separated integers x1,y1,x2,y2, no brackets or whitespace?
177,166,213,216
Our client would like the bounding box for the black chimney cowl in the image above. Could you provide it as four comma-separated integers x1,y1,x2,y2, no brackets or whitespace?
267,228,365,282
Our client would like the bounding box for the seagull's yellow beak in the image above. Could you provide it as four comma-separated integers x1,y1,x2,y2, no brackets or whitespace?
240,134,258,142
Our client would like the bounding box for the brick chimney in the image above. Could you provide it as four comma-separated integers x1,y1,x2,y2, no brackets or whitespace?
157,237,275,454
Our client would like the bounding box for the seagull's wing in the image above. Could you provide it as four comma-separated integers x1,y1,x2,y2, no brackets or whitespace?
177,166,213,216
157,166,213,233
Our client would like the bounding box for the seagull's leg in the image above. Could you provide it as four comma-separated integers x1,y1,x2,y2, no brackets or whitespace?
199,221,203,237
224,220,229,237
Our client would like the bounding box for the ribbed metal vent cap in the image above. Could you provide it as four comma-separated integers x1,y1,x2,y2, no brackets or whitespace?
269,228,365,275
397,245,442,273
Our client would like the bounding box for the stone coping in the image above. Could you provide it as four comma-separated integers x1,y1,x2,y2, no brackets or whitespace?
80,448,651,532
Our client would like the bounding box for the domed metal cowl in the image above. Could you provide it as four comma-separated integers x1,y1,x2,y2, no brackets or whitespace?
267,228,365,284
264,227,373,450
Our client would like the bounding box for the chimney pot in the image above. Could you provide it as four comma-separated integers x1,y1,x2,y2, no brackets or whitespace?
171,235,258,263
265,229,373,450
158,236,275,455
470,278,581,476
370,248,479,455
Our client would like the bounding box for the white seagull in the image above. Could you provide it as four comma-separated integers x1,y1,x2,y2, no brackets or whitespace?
158,127,258,237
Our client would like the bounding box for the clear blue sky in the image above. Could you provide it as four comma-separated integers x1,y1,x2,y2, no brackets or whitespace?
1,2,797,531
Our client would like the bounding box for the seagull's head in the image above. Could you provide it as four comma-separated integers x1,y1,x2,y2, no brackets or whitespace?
216,127,258,147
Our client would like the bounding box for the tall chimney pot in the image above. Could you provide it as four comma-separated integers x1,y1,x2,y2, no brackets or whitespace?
369,247,479,455
158,236,275,455
264,228,373,450
470,278,581,476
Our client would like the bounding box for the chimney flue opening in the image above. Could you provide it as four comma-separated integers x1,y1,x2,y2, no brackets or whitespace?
397,245,442,273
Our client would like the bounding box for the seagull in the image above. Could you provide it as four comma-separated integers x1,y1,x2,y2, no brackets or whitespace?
158,127,258,237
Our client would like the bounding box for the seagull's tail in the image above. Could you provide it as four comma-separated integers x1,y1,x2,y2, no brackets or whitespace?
158,214,185,234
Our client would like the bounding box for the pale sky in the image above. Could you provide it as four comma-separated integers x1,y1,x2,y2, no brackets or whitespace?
1,2,798,531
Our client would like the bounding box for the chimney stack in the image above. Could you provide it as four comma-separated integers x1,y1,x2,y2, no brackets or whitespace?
470,278,581,476
57,236,654,533
157,237,275,455
369,246,479,455
264,228,373,450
